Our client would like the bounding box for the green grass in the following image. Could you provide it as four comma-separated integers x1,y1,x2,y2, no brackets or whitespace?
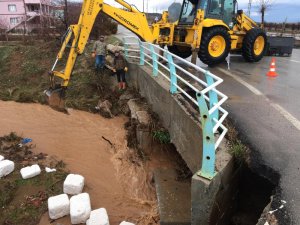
229,140,247,162
0,43,55,103
224,121,249,163
21,61,46,76
0,182,17,208
0,36,120,110
153,130,171,144
0,46,14,66
6,205,43,224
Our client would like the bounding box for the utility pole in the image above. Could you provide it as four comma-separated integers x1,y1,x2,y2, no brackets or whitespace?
146,0,148,13
247,0,252,17
143,0,144,12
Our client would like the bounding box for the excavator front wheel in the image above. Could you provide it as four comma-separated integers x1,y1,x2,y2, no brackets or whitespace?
242,28,267,62
198,26,231,66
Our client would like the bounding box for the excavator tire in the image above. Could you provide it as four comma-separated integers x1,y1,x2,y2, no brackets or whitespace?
242,28,267,62
198,26,231,66
167,45,192,59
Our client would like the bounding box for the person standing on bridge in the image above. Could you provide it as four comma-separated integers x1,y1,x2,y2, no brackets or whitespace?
92,35,107,72
113,50,128,90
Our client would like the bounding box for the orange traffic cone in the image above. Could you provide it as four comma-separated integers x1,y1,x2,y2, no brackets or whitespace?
266,58,278,77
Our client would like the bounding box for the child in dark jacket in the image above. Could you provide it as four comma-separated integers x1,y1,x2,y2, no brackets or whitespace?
113,51,128,90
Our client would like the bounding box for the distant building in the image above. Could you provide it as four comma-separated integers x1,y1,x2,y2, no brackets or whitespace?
0,0,59,33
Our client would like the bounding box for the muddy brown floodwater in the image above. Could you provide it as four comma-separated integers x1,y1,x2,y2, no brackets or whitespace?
0,100,177,225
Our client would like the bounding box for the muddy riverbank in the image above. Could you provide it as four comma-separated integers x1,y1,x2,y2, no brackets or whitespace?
0,100,181,225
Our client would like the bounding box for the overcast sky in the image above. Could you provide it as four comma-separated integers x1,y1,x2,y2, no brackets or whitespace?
105,0,298,11
104,0,300,22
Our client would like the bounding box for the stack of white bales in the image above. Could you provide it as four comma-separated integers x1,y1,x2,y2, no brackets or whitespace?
47,173,136,225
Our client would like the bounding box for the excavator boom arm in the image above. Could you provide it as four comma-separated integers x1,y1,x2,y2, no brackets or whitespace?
50,0,154,88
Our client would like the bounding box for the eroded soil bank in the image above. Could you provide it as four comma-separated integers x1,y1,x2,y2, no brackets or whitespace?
0,100,179,225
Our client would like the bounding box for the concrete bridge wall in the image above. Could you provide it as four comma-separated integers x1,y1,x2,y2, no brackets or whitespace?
127,62,203,174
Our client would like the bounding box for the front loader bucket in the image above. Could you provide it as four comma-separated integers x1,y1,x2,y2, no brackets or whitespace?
44,88,66,112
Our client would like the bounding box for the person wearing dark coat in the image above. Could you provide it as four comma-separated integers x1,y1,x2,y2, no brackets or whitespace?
112,51,128,90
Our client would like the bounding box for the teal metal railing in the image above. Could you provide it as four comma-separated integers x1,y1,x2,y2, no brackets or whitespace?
123,36,228,180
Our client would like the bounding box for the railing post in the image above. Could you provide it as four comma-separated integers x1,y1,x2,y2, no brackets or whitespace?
122,37,129,59
124,43,129,59
205,71,219,125
196,92,216,180
138,39,145,66
149,44,158,76
166,51,177,94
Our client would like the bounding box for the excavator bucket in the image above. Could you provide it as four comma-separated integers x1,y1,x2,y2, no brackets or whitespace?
44,87,66,112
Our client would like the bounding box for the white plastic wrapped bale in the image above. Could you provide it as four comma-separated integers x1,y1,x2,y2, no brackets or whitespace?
0,160,15,178
86,208,110,225
20,164,41,179
48,194,70,220
64,174,85,195
70,193,91,224
45,167,56,173
119,222,135,225
0,155,4,161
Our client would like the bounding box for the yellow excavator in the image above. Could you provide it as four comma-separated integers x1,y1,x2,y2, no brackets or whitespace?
46,0,267,107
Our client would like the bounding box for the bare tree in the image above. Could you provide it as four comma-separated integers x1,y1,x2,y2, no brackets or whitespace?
21,0,28,43
52,0,68,29
66,2,118,38
64,0,68,29
0,18,9,41
256,0,274,28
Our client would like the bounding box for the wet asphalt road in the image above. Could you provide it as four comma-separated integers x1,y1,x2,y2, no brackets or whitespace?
209,50,300,225
224,50,300,121
116,25,300,224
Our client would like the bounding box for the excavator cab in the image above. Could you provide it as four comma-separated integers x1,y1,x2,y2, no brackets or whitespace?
204,0,236,26
178,0,235,26
179,0,200,24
